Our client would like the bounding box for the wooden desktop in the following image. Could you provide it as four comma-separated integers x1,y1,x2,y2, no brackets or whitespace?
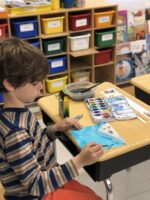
131,74,150,105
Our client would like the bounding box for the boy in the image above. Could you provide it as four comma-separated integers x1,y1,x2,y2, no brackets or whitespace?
0,38,104,200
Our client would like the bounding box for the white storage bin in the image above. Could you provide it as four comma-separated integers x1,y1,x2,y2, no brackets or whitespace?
69,33,91,51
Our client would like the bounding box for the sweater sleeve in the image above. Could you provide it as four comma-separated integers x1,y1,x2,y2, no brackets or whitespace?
45,125,58,141
5,129,79,197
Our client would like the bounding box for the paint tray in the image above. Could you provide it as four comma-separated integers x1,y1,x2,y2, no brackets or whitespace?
64,82,95,101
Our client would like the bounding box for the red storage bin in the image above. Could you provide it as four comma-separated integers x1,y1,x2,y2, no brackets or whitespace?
69,13,91,31
94,49,112,65
0,24,7,38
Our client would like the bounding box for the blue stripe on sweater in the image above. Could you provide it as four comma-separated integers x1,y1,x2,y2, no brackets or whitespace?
5,138,31,153
61,164,72,180
49,171,59,189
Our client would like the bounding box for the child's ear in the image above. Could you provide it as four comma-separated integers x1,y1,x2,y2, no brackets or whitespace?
3,79,15,92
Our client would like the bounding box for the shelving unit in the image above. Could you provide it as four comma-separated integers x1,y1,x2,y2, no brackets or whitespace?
0,9,9,104
3,0,118,96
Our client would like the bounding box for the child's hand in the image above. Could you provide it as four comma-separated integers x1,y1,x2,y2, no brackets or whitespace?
72,142,104,170
52,117,81,132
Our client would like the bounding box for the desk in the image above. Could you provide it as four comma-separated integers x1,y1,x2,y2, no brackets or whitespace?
130,74,150,105
38,82,150,200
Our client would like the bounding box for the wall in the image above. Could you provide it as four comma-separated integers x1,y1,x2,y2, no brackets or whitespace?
107,0,150,10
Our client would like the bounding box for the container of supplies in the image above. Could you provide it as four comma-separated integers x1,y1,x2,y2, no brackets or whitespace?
95,30,116,47
69,33,91,51
94,10,115,28
48,56,67,74
41,16,64,35
69,13,91,31
46,76,68,93
11,17,38,38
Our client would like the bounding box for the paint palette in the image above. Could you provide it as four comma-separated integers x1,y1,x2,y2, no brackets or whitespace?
105,96,137,120
85,98,114,123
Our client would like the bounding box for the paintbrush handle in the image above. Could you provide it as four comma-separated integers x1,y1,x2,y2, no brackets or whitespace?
80,83,100,93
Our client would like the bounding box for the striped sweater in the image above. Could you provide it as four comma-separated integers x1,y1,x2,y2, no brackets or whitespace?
0,107,78,200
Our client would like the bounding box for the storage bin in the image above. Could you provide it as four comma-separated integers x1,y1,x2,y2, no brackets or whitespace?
95,30,116,48
0,10,8,18
11,18,38,38
48,56,67,74
94,10,115,28
0,94,3,103
71,71,90,82
46,76,68,93
41,16,64,35
63,0,74,8
43,37,66,55
0,24,7,37
69,13,91,31
94,48,112,65
69,33,91,51
28,39,40,48
9,4,52,15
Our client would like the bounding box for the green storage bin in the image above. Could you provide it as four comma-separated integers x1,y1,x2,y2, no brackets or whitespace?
43,37,66,55
95,30,116,48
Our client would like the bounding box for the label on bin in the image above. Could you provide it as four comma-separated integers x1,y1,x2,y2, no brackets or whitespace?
102,33,113,41
0,29,1,36
98,16,110,23
48,43,60,51
20,23,34,32
79,77,89,82
52,60,63,68
76,19,87,27
48,20,60,28
52,80,63,88
76,38,88,50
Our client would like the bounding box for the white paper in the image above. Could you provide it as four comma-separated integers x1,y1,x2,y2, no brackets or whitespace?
48,20,60,28
102,33,113,41
98,16,110,23
101,87,150,119
76,19,87,27
20,23,34,32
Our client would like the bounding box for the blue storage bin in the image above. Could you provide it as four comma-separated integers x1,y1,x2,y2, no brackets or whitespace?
0,94,3,103
28,39,40,48
11,17,38,38
48,57,67,74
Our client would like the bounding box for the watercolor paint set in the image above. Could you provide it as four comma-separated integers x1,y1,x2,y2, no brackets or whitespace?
105,95,137,120
85,97,114,123
85,96,137,123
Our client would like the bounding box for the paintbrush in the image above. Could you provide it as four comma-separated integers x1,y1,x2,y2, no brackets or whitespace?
80,82,100,93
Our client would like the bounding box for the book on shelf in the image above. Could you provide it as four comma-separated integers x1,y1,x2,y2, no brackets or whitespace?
116,53,135,83
117,10,128,43
130,39,147,53
116,42,131,55
133,23,146,40
128,9,146,41
146,20,150,34
133,50,150,76
128,9,146,26
117,26,128,43
146,8,150,20
146,34,150,51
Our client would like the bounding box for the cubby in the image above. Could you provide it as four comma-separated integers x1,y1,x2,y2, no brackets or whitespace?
5,0,117,95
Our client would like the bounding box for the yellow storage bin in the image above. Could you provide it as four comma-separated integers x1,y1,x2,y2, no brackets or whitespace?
46,76,67,93
9,4,52,15
94,11,115,28
41,16,64,35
